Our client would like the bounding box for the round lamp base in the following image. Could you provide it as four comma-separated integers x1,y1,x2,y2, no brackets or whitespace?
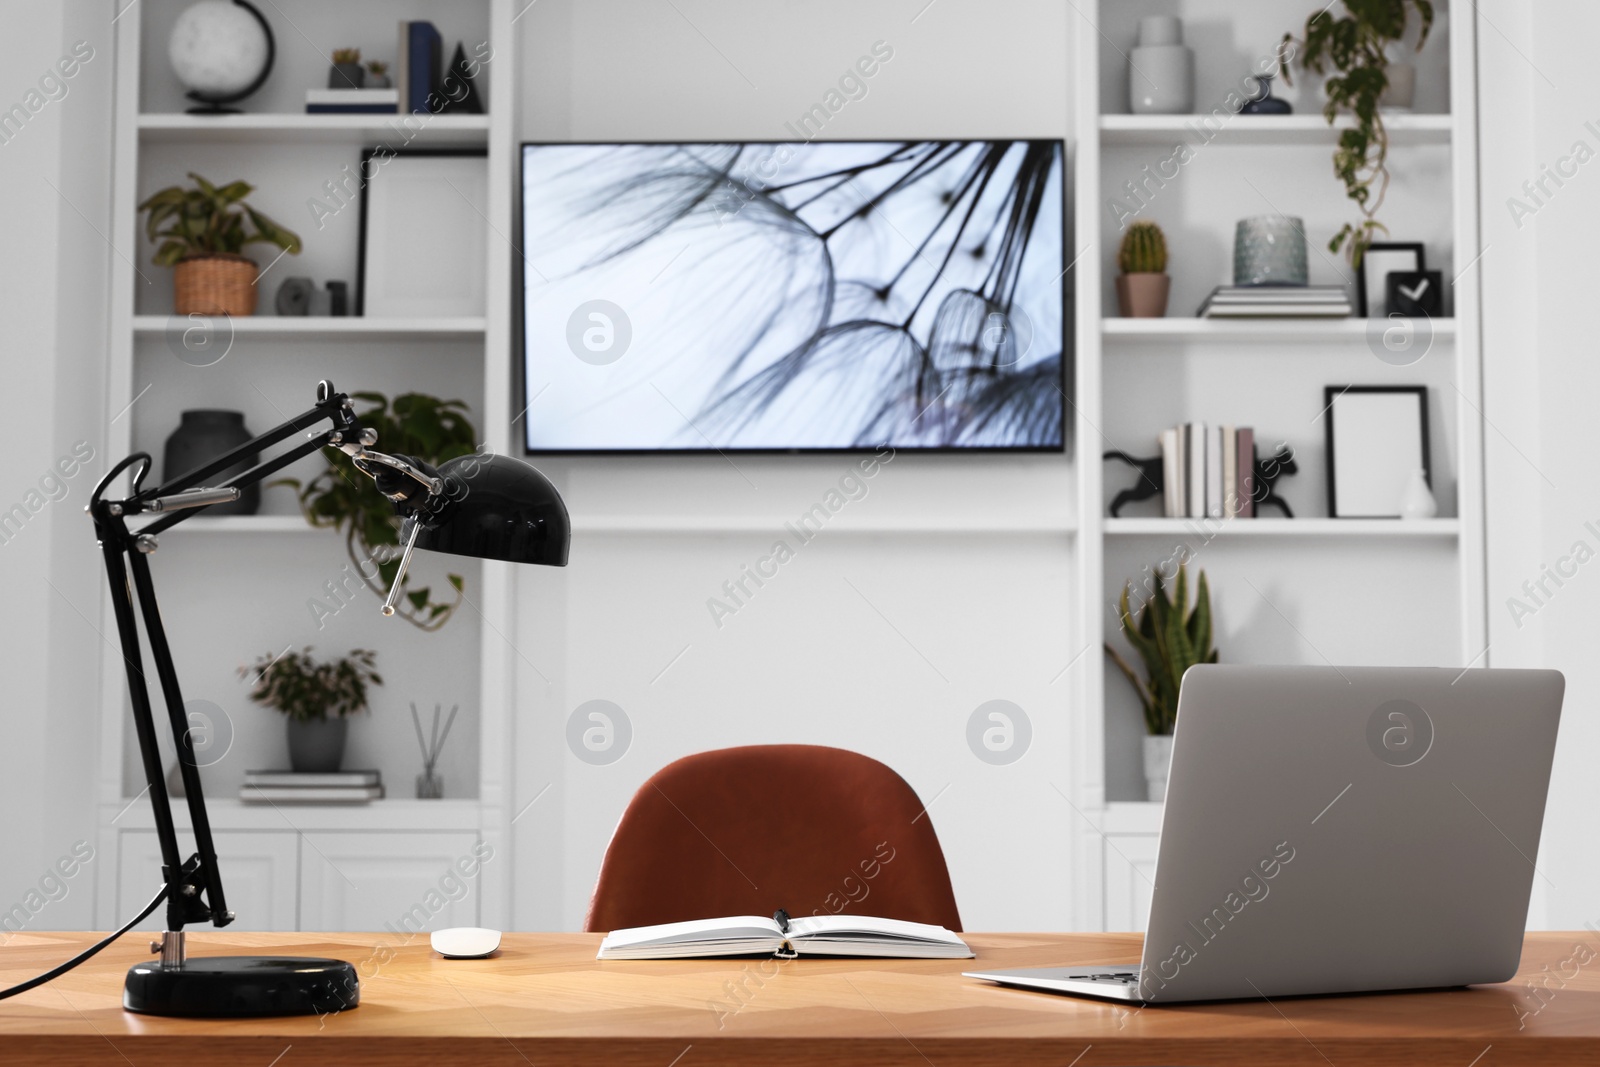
124,956,359,1017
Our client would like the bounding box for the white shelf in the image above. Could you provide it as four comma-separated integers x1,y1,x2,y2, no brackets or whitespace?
1099,113,1453,147
1104,518,1460,537
133,515,315,535
574,515,1078,534
132,315,486,341
106,797,483,833
137,113,490,147
1103,318,1457,343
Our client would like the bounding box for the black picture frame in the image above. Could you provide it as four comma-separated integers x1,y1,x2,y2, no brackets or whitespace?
355,146,489,318
1356,242,1425,318
512,139,1072,456
1323,385,1431,518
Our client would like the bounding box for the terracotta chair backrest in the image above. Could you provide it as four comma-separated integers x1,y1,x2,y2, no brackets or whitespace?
584,744,962,932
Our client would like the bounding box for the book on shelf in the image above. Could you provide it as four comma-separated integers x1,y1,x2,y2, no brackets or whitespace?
245,770,381,788
1155,424,1263,520
1185,422,1206,519
597,913,973,961
1160,428,1180,518
240,769,384,803
304,88,398,114
404,20,443,115
1196,285,1352,319
241,785,384,803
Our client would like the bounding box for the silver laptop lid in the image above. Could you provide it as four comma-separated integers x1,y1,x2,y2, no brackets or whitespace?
1136,665,1563,1003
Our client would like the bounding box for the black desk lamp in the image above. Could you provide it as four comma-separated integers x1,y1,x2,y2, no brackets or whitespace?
77,380,568,1017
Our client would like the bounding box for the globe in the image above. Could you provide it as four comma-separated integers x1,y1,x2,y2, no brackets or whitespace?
168,0,271,100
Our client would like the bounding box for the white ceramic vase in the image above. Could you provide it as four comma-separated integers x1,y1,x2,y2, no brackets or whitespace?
1143,734,1174,802
1399,469,1438,520
1129,17,1194,115
1382,61,1417,111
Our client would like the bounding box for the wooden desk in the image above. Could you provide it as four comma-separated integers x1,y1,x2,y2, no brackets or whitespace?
3,931,1598,1065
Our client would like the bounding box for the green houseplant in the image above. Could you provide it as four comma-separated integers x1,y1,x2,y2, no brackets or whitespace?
241,647,382,773
1115,219,1169,318
278,391,478,631
138,172,302,317
1104,561,1217,800
1280,1,1435,264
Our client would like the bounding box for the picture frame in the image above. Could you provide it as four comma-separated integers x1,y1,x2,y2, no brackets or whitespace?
1323,385,1431,518
356,148,489,317
1356,242,1425,318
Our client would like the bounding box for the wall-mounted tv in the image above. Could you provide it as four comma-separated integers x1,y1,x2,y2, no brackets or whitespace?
517,140,1068,454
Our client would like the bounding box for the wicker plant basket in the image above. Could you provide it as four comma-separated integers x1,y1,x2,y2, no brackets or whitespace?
173,254,259,316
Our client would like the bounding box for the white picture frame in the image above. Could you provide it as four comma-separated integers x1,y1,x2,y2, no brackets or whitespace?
1324,386,1431,518
358,149,488,318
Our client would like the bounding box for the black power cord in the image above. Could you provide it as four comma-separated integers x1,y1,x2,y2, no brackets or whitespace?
0,884,169,1001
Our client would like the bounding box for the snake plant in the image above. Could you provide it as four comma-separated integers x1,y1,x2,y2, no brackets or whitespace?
1104,561,1217,736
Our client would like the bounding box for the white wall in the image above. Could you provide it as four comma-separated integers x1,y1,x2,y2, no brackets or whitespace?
508,0,1080,931
1479,1,1600,930
0,0,115,933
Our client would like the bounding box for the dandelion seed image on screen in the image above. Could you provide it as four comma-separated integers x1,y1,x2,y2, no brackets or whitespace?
519,140,1068,453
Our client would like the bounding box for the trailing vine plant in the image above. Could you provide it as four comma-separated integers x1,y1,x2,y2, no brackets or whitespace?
1280,0,1434,265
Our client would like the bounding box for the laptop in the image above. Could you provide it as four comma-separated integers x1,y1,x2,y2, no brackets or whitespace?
966,665,1565,1003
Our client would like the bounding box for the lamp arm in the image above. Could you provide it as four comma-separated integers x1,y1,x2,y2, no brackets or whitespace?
86,381,424,937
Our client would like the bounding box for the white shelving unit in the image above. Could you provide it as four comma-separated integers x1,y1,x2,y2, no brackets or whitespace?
1072,0,1485,929
97,0,519,933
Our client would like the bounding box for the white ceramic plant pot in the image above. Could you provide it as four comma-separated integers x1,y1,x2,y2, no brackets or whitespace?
1144,734,1174,802
1382,62,1417,111
1129,17,1194,115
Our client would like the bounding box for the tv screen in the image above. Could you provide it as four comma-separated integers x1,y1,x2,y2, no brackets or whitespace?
518,140,1068,453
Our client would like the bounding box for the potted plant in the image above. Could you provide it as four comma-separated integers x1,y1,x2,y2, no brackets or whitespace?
278,391,478,631
241,648,381,773
1115,219,1169,317
1280,1,1434,264
365,59,391,88
138,172,302,316
329,47,364,89
1104,561,1217,801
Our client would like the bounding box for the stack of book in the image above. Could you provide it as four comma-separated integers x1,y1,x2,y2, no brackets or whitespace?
305,88,398,115
1196,286,1351,318
240,770,384,804
1157,423,1258,520
302,21,442,115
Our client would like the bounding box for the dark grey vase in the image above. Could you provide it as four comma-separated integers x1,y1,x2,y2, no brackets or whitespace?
287,717,348,773
163,409,259,515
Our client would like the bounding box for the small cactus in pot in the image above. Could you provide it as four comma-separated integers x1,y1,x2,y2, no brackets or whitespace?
1116,219,1171,318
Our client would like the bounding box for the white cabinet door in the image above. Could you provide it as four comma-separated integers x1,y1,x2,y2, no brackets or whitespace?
1103,834,1160,932
117,830,300,932
298,832,482,932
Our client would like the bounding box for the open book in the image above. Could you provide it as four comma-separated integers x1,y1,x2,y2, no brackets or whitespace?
597,913,973,960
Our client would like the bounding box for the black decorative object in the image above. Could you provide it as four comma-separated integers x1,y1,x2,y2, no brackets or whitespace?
325,280,350,316
1252,443,1298,518
1240,71,1293,114
438,42,484,115
1103,450,1165,518
1385,270,1442,318
173,0,276,116
73,379,570,1017
1356,242,1425,318
163,411,259,516
275,276,313,315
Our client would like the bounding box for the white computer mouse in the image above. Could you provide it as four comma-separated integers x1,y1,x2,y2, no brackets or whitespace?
430,927,502,959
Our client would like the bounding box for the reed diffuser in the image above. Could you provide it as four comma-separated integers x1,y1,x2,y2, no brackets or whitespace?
411,702,458,799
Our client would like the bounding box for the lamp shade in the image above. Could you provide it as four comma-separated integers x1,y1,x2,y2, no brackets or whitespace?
416,454,569,567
